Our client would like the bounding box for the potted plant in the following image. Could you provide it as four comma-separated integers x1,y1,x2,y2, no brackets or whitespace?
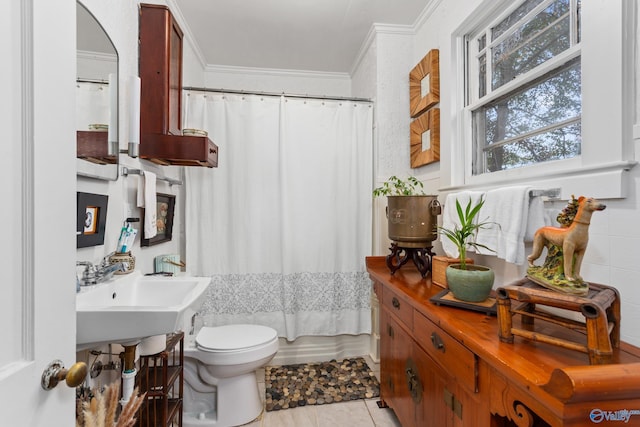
373,176,441,249
437,197,496,302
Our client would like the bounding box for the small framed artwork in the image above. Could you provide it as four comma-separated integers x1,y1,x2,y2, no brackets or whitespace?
77,192,108,248
141,193,176,246
410,108,440,168
83,206,98,234
409,49,440,118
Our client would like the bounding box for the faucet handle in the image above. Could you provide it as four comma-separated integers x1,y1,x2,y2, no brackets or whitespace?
76,261,96,274
100,252,116,267
76,261,98,285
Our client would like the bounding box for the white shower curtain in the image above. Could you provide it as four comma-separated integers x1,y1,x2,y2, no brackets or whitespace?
183,92,373,340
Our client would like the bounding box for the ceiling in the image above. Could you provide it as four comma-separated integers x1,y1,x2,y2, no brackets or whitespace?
172,0,431,74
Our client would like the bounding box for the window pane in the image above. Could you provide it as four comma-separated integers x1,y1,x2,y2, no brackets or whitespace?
576,0,581,42
478,33,486,51
478,54,486,98
484,122,580,171
473,60,581,173
492,1,571,89
492,0,547,40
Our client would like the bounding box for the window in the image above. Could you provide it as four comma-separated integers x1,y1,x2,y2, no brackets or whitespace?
450,0,634,199
467,0,582,175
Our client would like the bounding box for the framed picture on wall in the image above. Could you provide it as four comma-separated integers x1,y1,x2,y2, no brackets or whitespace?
141,193,176,246
409,49,440,118
410,108,440,168
83,206,98,234
77,192,108,248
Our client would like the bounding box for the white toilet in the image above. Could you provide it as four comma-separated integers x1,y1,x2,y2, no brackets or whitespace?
182,324,279,427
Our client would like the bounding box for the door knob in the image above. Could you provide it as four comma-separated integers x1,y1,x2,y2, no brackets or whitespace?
41,360,88,390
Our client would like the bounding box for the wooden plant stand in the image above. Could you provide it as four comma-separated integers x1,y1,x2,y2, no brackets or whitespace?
496,278,620,365
385,243,435,278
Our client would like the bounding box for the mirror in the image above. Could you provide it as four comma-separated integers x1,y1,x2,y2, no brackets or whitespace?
76,2,119,180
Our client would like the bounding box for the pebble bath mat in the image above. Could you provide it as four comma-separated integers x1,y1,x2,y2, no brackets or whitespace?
264,357,380,411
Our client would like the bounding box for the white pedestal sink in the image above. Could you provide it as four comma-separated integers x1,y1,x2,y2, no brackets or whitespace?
76,272,210,350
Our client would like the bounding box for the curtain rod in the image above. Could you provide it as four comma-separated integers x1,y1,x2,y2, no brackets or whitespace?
183,86,372,103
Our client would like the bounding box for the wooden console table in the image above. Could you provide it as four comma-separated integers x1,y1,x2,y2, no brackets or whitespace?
367,256,640,427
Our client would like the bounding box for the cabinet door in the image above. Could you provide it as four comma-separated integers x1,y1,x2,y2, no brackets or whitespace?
379,308,392,400
380,309,416,427
445,378,486,427
414,339,487,427
413,343,449,427
139,4,183,136
167,16,182,136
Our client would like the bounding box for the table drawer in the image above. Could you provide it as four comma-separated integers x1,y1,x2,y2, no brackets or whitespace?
414,311,477,393
382,286,413,330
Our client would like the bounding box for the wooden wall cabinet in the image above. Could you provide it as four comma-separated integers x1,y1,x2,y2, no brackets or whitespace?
76,131,117,164
368,256,640,427
138,4,218,167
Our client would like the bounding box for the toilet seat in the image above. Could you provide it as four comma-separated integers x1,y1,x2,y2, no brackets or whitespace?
184,324,279,366
196,324,278,352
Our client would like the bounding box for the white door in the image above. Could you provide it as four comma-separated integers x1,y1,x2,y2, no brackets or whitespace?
0,0,77,425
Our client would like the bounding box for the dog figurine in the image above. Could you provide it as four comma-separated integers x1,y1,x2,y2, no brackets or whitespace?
527,196,606,282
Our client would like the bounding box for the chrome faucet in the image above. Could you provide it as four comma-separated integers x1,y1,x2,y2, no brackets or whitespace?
76,261,99,286
76,260,128,287
98,262,128,281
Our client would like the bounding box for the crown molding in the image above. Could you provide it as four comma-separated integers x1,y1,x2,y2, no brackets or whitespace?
350,23,414,76
204,63,350,81
166,0,208,70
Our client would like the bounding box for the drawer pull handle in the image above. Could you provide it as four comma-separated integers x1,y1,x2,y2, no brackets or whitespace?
431,332,445,352
392,297,400,309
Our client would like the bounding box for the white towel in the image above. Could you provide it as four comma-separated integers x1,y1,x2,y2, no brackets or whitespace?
137,171,157,239
440,191,485,258
476,186,531,264
544,207,559,227
524,195,546,242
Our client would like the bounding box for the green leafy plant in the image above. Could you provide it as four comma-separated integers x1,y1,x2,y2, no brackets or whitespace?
438,197,496,270
373,176,426,197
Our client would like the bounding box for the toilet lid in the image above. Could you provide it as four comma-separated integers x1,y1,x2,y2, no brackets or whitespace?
196,324,277,352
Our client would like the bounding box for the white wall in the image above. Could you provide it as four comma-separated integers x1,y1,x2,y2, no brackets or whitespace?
201,65,351,97
77,0,186,275
405,0,640,347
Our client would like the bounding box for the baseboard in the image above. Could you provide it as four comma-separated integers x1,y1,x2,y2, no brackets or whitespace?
270,334,371,366
369,332,380,364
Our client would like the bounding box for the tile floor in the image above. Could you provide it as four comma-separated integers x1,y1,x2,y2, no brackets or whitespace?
244,355,402,427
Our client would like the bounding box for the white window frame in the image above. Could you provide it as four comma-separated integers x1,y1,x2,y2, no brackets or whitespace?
448,0,636,199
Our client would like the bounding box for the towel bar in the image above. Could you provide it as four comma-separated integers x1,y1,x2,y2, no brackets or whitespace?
121,167,182,186
529,188,560,200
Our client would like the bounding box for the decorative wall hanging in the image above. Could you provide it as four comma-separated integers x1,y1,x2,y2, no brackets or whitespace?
409,49,440,118
141,193,175,246
410,108,440,168
77,192,109,248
